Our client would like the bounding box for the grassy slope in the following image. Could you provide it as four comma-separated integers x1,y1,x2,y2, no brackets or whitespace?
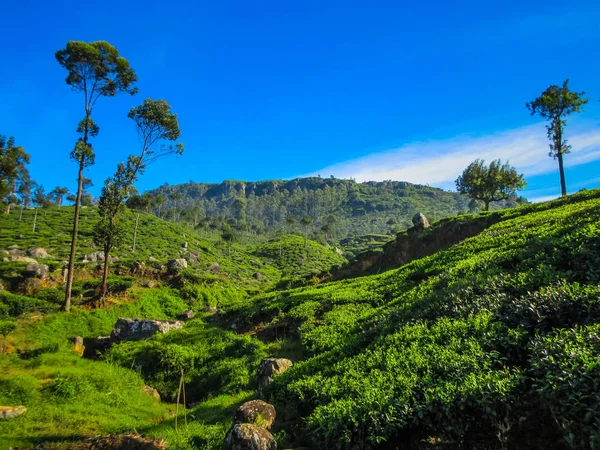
0,206,280,291
228,189,600,449
250,234,347,279
1,191,599,449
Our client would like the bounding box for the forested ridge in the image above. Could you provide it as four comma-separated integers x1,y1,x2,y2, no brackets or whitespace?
149,177,526,239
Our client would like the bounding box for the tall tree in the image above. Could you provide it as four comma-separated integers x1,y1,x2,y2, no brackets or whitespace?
32,185,51,232
170,192,182,222
526,79,588,196
300,215,313,248
56,40,138,311
455,159,526,211
221,223,236,260
126,192,152,253
0,135,31,214
94,98,183,295
50,186,69,208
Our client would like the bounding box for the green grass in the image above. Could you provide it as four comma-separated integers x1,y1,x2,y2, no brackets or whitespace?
1,190,599,449
0,206,282,292
251,234,346,281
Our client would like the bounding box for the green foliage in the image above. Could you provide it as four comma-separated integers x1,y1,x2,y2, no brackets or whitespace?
251,234,346,279
104,319,267,403
526,79,588,195
151,178,525,240
456,159,526,210
229,188,600,449
0,134,31,210
0,291,59,317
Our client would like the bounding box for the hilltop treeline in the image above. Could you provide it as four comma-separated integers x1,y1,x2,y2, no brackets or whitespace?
149,177,526,239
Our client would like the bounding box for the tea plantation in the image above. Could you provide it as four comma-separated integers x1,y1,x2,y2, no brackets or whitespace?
0,190,599,449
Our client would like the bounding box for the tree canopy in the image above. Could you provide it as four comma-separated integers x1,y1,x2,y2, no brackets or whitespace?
455,159,526,211
526,79,588,196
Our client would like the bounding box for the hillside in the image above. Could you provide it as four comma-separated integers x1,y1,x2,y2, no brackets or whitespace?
223,189,600,449
0,190,598,449
149,177,527,239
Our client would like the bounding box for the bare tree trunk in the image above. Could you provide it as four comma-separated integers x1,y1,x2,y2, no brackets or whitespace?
19,205,23,221
132,212,140,253
32,207,38,232
102,246,110,297
557,152,567,197
64,158,85,312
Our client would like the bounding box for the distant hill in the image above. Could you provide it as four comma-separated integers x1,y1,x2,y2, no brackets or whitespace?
148,177,527,239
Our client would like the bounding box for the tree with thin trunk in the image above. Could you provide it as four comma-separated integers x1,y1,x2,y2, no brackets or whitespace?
127,192,152,253
50,186,69,208
300,215,313,248
56,40,138,311
455,159,526,211
170,192,182,222
221,223,236,261
32,185,51,232
94,98,183,296
526,79,588,197
1,135,31,214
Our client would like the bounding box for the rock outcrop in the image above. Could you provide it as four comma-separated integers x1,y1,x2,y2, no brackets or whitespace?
28,247,48,259
142,385,161,402
235,400,276,430
110,318,184,342
257,358,293,396
412,212,431,230
167,258,187,271
0,405,27,420
179,310,195,321
223,423,277,450
24,262,49,280
72,336,85,357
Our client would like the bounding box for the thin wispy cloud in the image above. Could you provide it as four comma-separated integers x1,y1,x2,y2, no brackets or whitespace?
307,122,600,191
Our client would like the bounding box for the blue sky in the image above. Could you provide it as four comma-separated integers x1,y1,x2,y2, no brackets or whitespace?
1,0,599,202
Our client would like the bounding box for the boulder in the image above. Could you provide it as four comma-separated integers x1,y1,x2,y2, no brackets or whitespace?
190,252,200,265
83,251,104,262
23,278,44,295
235,400,276,430
182,242,188,249
28,247,48,259
24,263,49,280
253,272,262,280
179,310,195,321
412,212,431,230
210,263,220,273
11,255,37,263
71,336,85,357
335,247,344,256
15,234,24,240
8,249,25,257
206,306,218,314
167,258,187,272
7,245,19,250
111,318,184,342
144,280,156,289
147,256,158,263
142,385,161,402
257,358,293,396
223,423,277,450
0,405,26,420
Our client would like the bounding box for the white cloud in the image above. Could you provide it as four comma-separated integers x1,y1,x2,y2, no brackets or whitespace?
529,194,560,203
306,122,600,188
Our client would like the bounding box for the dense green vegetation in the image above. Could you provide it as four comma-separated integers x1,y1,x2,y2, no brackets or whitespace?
224,189,600,448
1,189,599,449
250,235,346,280
150,177,526,239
